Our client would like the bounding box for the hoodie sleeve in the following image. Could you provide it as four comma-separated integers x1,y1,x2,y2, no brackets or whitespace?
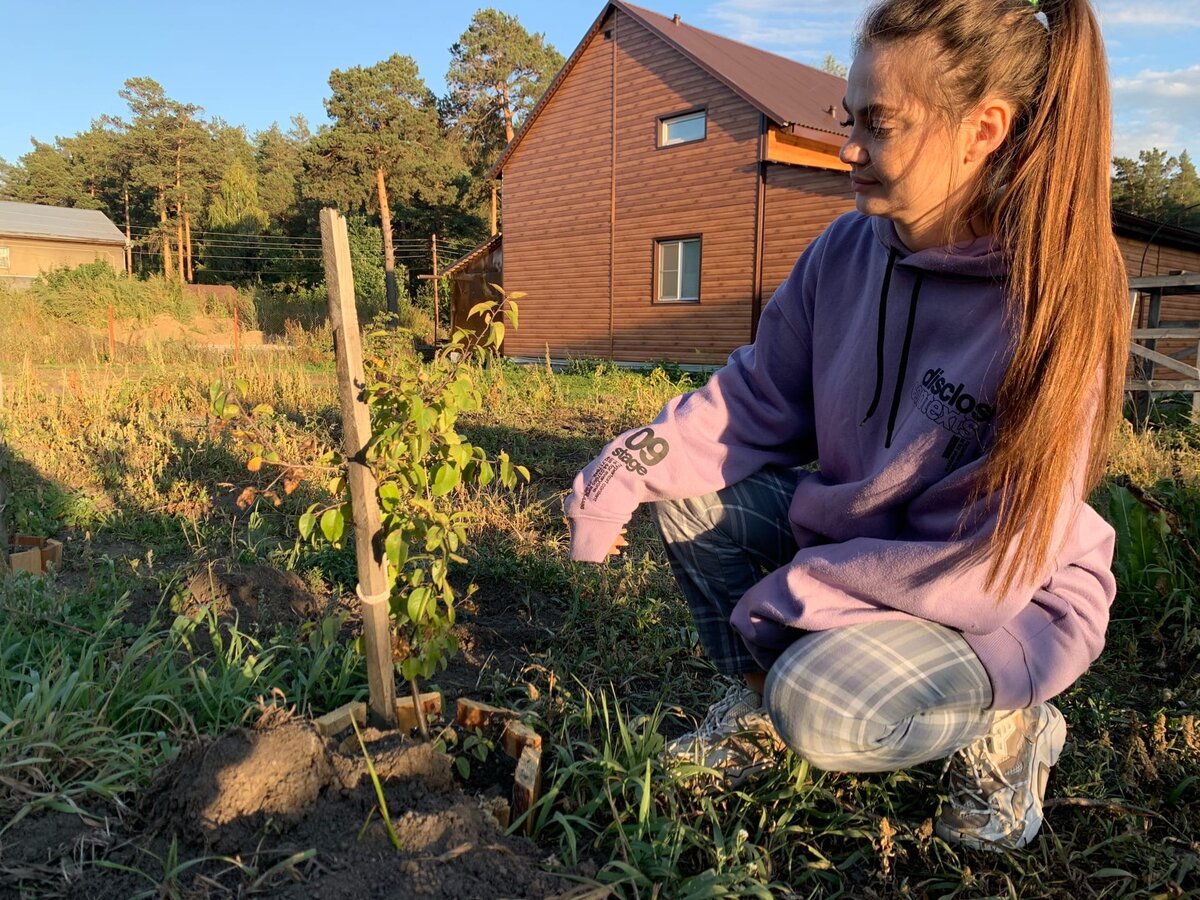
565,240,826,562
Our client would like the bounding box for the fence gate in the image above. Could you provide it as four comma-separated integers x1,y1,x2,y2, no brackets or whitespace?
1127,273,1200,423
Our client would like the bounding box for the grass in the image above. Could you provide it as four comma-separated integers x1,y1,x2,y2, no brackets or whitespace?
0,295,1197,897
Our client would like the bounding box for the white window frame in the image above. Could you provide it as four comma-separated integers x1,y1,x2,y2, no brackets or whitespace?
655,237,701,303
658,109,707,147
0,247,9,269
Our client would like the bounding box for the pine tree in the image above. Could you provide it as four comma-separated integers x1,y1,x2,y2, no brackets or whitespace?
304,54,444,315
445,10,564,164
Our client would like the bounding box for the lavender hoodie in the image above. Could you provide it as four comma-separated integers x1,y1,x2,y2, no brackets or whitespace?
565,212,1116,710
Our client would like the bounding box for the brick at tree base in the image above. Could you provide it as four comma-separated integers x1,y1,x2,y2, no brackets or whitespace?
6,535,64,575
394,691,443,732
314,701,367,738
455,697,520,731
511,744,543,835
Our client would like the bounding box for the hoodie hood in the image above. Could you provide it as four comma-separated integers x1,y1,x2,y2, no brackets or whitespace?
870,215,1009,280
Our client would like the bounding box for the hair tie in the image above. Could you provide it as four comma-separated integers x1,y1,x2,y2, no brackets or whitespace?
1027,0,1039,6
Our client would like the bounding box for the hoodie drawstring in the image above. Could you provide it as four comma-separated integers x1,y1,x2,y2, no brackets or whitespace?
861,247,898,427
884,272,925,449
860,247,925,449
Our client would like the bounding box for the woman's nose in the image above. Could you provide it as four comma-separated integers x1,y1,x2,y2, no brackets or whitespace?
840,138,867,167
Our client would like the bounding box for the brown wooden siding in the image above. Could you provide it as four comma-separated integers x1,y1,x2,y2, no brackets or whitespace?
501,9,768,364
1118,235,1200,386
609,12,761,363
1119,234,1200,279
502,10,615,361
760,166,855,300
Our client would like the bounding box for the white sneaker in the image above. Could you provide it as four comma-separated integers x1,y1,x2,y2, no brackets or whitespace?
936,703,1067,851
664,683,782,785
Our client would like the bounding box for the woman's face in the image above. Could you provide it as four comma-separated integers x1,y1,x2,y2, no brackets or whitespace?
839,45,981,250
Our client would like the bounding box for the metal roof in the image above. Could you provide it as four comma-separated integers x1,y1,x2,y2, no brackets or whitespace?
619,2,849,140
0,201,127,245
491,0,850,178
443,233,502,277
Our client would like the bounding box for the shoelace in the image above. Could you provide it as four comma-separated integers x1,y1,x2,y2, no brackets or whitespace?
691,689,757,744
944,739,1019,829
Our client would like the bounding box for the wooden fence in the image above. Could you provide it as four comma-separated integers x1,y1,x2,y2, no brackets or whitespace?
1127,273,1200,421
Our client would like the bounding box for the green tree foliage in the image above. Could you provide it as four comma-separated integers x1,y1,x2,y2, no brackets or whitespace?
304,54,452,315
820,53,848,78
199,159,269,284
444,9,564,168
1113,147,1200,228
255,118,310,229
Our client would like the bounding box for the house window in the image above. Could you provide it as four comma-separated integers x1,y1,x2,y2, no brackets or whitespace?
659,109,706,147
0,247,9,269
656,237,700,302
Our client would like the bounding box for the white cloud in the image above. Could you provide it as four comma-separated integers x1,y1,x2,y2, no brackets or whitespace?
1112,64,1200,156
1095,1,1200,28
699,0,868,61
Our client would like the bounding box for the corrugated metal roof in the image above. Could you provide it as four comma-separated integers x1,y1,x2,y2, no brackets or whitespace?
619,2,849,139
444,233,502,276
491,0,850,178
0,201,127,245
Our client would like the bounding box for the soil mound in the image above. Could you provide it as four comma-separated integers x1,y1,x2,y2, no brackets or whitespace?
186,563,325,625
68,713,572,898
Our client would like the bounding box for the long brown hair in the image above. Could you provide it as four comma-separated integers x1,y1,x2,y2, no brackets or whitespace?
856,0,1129,595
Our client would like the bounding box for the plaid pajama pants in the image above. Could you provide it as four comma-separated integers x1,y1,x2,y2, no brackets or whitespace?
652,467,996,773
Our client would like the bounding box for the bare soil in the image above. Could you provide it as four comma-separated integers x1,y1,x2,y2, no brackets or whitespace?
0,564,579,898
3,712,573,899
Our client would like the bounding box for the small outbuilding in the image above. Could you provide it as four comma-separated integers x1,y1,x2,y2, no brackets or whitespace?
444,233,504,345
0,201,128,289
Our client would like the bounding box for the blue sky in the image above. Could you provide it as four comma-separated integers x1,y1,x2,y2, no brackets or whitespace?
4,1,1198,166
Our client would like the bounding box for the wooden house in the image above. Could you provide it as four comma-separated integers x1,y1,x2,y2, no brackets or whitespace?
486,0,853,366
0,201,128,288
468,0,1200,367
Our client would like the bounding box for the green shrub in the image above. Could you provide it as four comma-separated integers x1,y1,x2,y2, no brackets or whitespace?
31,262,191,326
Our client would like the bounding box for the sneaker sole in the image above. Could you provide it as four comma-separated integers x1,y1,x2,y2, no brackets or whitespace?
936,704,1067,852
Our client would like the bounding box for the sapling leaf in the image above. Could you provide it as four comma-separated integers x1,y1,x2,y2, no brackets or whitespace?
299,509,317,539
320,507,345,545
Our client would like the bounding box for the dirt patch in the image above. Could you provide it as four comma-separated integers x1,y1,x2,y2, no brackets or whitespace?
441,588,565,694
51,712,574,898
114,313,268,350
186,563,326,627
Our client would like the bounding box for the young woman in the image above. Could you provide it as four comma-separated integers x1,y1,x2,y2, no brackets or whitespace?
566,0,1128,851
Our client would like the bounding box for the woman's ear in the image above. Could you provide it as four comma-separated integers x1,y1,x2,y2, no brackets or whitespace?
965,98,1014,163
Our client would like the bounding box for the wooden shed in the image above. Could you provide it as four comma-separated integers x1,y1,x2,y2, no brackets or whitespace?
489,0,854,366
0,201,128,288
444,232,504,344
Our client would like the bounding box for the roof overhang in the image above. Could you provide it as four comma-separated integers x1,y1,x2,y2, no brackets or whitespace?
0,230,128,247
1113,209,1200,256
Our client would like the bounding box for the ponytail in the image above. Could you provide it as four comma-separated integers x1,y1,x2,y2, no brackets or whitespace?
858,0,1129,595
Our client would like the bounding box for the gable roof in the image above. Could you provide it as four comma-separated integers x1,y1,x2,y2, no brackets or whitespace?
0,201,127,245
444,233,502,277
491,0,849,178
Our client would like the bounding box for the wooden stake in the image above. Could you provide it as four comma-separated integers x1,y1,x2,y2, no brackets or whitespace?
320,207,397,727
